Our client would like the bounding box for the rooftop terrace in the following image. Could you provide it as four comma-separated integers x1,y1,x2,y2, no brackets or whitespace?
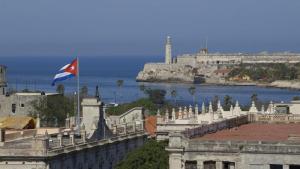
193,123,300,142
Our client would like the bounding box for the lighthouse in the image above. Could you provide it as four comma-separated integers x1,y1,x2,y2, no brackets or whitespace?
165,36,172,64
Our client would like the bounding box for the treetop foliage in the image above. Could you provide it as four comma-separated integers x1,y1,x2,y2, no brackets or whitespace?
115,140,169,169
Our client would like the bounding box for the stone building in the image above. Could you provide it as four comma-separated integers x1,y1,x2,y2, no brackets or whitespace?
156,100,248,140
0,95,147,169
0,65,59,117
156,99,300,141
167,112,300,169
0,92,59,117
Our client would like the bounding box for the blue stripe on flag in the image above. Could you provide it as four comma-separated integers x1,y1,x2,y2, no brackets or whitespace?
51,74,75,86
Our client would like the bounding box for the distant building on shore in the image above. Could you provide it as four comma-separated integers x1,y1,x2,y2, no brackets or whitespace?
136,37,300,83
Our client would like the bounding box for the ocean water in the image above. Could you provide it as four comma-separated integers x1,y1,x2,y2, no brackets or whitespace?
1,56,300,106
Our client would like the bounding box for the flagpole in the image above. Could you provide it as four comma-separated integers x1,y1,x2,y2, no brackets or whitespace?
77,56,80,132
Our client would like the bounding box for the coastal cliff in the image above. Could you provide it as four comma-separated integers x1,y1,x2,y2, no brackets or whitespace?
136,63,203,83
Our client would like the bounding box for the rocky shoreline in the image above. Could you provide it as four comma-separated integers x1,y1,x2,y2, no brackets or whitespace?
137,78,300,90
136,63,300,90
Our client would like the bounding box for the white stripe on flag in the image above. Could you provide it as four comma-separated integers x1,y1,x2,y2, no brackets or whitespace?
53,72,72,79
59,64,70,71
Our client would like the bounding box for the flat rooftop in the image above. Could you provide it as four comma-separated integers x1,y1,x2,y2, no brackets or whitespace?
193,123,300,142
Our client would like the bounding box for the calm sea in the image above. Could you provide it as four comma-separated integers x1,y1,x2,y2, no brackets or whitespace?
1,56,300,106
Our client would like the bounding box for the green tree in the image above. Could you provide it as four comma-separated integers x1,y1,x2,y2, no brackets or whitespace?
30,95,74,127
170,89,177,105
145,88,166,105
80,85,88,98
115,140,168,169
56,84,65,95
188,86,196,105
212,95,219,111
251,93,258,103
223,95,233,111
116,80,124,103
293,96,300,101
139,84,146,94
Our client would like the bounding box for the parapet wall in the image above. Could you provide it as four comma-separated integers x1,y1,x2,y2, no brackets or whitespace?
0,131,147,169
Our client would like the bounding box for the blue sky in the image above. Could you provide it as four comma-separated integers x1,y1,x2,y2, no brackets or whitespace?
0,0,299,57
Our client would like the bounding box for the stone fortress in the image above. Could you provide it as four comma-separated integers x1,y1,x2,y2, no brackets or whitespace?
136,36,300,83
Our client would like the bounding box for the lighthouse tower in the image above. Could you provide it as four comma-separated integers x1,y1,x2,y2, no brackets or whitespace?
165,36,172,64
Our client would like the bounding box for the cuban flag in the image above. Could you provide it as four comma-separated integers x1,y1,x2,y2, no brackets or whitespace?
52,58,78,86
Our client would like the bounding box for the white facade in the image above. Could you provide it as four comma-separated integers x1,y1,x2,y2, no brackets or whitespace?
81,97,103,138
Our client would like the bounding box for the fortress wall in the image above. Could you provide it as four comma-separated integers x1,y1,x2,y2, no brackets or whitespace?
143,63,186,71
176,53,300,65
176,56,196,65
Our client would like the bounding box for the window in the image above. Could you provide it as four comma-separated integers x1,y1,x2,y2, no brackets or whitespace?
223,162,235,169
290,165,300,169
185,161,197,169
204,161,216,169
270,164,282,169
21,104,25,107
12,104,16,114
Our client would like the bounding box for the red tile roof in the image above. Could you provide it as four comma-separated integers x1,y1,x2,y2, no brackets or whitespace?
194,123,300,142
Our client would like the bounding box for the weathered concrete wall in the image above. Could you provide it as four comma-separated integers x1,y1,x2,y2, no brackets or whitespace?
47,135,146,169
167,134,300,169
0,93,46,117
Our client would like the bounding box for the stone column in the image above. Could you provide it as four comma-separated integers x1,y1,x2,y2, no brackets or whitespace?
169,154,182,169
189,105,193,118
36,113,41,128
43,130,50,149
113,125,117,135
283,165,289,169
178,107,183,119
165,109,169,122
183,106,188,119
81,129,86,143
197,160,203,169
172,108,176,121
57,132,63,147
124,123,127,135
216,161,222,169
70,131,75,145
